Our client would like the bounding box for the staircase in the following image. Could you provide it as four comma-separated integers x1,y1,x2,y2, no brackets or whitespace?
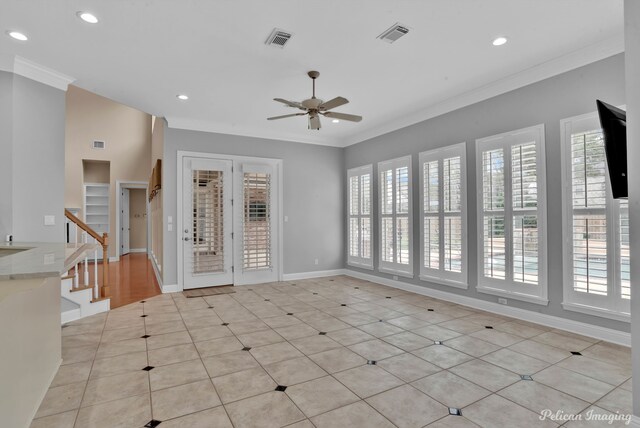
61,209,111,323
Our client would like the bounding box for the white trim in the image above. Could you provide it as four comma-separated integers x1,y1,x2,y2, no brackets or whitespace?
475,124,548,304
345,269,630,347
61,308,81,324
378,267,414,279
347,261,375,271
167,117,341,148
150,253,163,288
162,284,180,293
629,416,640,428
282,269,347,281
12,56,75,91
108,256,118,263
342,35,624,147
419,275,468,290
129,248,147,253
176,151,284,291
562,302,630,323
114,181,149,262
347,164,374,269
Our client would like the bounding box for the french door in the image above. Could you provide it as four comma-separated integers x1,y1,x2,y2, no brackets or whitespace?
181,155,279,289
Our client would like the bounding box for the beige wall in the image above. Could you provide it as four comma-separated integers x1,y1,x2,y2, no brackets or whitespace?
129,189,147,250
65,86,151,258
150,117,164,278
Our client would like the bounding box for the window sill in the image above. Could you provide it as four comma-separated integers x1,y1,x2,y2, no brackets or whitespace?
378,267,414,279
477,285,548,306
562,302,630,323
347,261,374,271
419,275,468,290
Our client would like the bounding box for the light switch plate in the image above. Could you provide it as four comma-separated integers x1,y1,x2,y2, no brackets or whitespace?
168,224,173,232
44,215,55,226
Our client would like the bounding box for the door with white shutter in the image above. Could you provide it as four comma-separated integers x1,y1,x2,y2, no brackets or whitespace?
182,157,234,289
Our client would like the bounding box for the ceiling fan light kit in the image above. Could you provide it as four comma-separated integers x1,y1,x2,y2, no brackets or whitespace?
268,70,363,130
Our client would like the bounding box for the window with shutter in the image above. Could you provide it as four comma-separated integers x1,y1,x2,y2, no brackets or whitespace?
561,113,630,321
419,143,467,288
378,156,413,276
476,125,547,304
347,165,373,269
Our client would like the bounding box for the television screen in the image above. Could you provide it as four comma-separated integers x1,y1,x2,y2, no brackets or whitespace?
596,100,627,199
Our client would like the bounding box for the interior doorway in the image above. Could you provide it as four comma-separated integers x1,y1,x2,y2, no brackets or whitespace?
115,181,149,261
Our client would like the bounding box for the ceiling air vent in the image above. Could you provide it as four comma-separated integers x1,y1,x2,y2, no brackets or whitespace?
266,28,293,48
378,23,410,43
92,140,105,149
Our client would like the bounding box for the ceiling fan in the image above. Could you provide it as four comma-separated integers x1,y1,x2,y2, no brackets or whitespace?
267,71,363,130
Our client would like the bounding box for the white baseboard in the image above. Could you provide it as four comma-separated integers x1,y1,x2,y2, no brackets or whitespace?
61,308,81,324
150,256,163,289
162,284,180,293
630,415,640,428
108,256,118,263
282,269,347,281
345,269,631,347
129,248,147,253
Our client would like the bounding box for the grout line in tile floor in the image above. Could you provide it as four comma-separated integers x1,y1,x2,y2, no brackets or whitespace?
36,276,632,427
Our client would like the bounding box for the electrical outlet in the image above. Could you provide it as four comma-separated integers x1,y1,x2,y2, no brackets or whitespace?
498,298,508,305
314,258,319,265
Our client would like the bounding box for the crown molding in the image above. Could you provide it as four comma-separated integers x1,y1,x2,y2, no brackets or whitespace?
9,56,75,91
341,34,625,147
165,116,343,148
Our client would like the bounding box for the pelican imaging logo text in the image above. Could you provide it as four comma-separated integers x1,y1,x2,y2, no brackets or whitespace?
539,409,631,425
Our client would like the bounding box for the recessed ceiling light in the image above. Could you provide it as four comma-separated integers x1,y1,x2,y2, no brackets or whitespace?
492,36,508,46
77,12,99,24
332,119,340,123
7,31,28,41
176,94,189,100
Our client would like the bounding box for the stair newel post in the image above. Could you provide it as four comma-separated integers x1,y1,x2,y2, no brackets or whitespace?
83,231,89,286
101,232,110,298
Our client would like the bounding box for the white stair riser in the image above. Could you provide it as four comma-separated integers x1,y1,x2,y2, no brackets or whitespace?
60,276,110,324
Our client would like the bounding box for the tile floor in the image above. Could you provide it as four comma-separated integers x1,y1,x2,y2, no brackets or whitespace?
32,276,633,427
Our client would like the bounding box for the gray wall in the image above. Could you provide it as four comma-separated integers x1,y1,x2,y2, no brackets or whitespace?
624,0,640,417
345,53,629,332
162,129,344,286
0,72,13,239
11,75,66,242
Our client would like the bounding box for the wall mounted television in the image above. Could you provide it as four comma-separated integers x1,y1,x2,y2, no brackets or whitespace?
596,100,627,199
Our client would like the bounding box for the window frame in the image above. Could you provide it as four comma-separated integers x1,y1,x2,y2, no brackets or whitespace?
475,124,548,305
347,164,374,270
419,142,468,288
378,155,413,277
560,112,630,322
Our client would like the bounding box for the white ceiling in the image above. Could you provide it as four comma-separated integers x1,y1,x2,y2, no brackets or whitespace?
0,0,624,147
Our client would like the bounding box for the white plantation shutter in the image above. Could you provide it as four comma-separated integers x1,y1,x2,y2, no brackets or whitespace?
476,125,547,304
378,156,413,276
347,165,373,268
419,143,467,287
561,113,630,320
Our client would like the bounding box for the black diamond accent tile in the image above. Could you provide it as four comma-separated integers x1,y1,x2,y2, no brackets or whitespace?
242,347,252,351
571,351,582,356
275,385,287,392
141,335,150,339
448,408,462,416
427,309,434,311
140,300,146,303
385,296,391,299
379,320,384,322
248,289,253,291
287,313,294,316
221,323,229,326
520,375,533,381
485,326,494,329
329,279,334,281
264,299,270,301
366,360,377,365
319,332,327,335
144,420,162,428
434,341,443,345
291,283,296,286
354,287,359,289
208,306,214,309
341,304,347,307
142,366,155,371
140,315,148,318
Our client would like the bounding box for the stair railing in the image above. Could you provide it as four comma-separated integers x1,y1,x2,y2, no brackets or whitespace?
64,209,110,300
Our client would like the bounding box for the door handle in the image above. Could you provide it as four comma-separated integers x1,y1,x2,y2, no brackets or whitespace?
184,237,191,241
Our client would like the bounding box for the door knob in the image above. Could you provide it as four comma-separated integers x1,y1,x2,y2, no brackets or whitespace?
184,237,191,241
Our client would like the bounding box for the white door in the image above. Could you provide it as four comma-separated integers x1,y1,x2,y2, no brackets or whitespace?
233,163,279,285
182,157,234,289
121,188,130,255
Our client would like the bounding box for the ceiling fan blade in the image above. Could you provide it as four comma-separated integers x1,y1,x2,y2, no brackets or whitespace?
274,98,305,110
323,111,363,122
267,113,306,121
319,96,349,111
309,115,321,130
